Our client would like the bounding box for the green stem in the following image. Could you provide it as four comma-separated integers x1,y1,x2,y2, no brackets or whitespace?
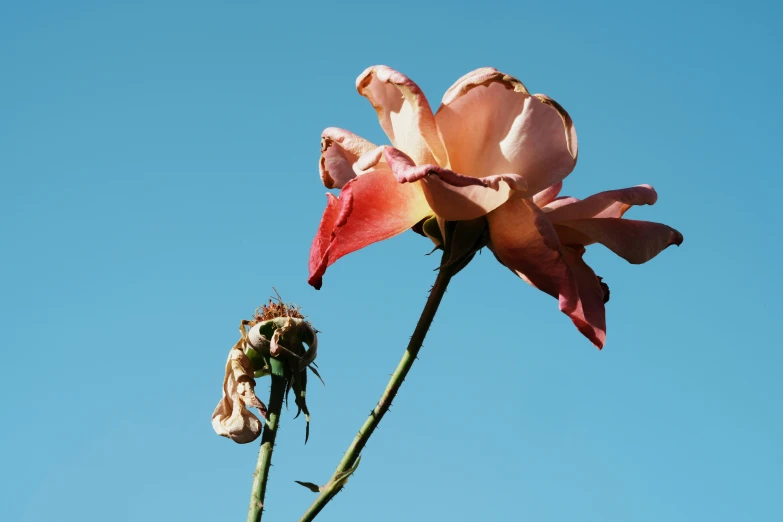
247,358,286,522
299,265,455,522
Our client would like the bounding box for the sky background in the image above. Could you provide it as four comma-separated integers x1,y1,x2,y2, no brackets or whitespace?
1,1,781,521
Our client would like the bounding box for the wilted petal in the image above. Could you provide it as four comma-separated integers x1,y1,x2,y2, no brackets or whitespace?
487,198,578,310
212,395,262,444
488,199,606,348
384,146,527,221
560,246,607,348
212,347,266,443
356,65,448,166
545,185,658,222
269,324,289,357
555,218,684,264
308,169,431,289
436,68,577,195
320,127,377,189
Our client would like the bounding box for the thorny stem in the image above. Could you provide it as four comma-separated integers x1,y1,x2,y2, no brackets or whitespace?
247,358,286,522
298,264,456,521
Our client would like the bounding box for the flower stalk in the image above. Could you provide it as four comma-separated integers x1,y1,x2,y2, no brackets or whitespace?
298,262,456,521
247,357,286,522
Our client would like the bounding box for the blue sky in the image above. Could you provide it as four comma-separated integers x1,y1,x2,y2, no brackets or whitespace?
1,1,780,521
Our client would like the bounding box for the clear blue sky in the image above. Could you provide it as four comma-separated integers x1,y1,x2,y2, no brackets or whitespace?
1,1,780,521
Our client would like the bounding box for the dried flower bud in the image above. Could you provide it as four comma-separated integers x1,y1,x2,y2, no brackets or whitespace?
213,294,321,444
211,342,267,444
246,317,318,371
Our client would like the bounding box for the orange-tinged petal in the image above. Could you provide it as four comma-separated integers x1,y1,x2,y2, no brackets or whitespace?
384,146,527,221
320,127,377,189
545,185,658,222
356,65,448,166
555,218,684,264
436,68,577,195
308,169,432,289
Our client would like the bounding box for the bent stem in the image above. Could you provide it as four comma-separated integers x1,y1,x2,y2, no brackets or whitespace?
247,358,286,522
299,264,455,522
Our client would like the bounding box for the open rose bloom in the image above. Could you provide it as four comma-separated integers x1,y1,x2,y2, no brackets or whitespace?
309,66,682,348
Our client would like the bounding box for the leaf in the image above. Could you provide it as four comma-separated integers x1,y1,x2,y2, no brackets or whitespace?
294,481,321,493
308,364,325,385
284,372,292,410
296,373,312,443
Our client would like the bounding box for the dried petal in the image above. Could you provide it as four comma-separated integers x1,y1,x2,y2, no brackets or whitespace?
212,345,266,443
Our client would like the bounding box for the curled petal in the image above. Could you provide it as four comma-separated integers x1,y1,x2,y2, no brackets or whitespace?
533,182,563,207
384,147,526,221
555,218,684,264
533,94,578,160
440,67,520,105
355,146,388,172
212,347,266,443
298,320,318,369
545,185,658,223
356,65,448,166
308,169,432,289
436,68,577,195
246,323,271,354
487,199,605,348
320,128,377,189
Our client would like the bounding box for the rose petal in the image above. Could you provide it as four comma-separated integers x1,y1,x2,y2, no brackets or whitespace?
355,146,388,173
212,347,266,443
545,185,658,223
544,196,580,211
487,198,578,311
487,199,605,348
554,218,684,264
384,146,527,221
435,68,577,195
560,246,607,348
308,169,432,289
320,127,377,189
533,182,563,207
356,65,448,166
212,395,262,444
